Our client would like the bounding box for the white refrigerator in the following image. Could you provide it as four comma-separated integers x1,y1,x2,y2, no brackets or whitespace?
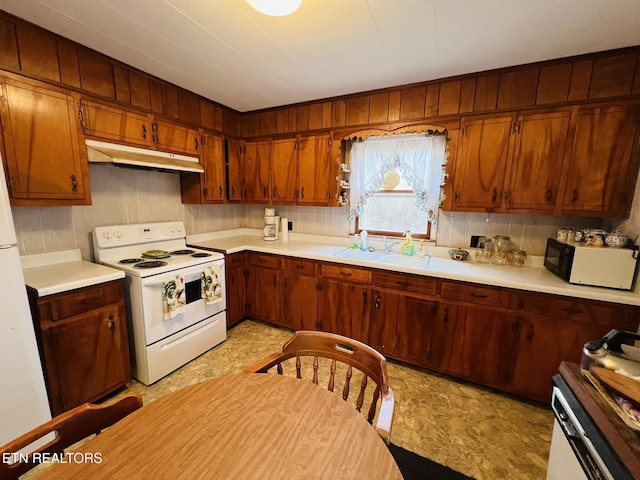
0,155,51,445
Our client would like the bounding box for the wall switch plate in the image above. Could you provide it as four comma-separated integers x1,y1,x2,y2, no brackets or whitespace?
470,235,484,248
288,221,293,231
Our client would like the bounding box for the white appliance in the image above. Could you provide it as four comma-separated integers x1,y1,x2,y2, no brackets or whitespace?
264,210,280,241
0,155,51,444
93,222,226,385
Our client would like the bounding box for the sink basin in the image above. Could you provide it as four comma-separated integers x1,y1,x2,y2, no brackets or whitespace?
333,248,430,269
379,253,431,269
333,248,387,262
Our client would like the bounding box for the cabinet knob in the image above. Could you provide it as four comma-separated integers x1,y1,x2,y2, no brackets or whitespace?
142,124,147,139
107,315,116,331
491,187,498,203
571,188,579,203
70,175,78,193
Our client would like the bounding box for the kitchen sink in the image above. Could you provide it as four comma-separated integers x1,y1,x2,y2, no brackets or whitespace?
333,248,430,269
333,248,387,262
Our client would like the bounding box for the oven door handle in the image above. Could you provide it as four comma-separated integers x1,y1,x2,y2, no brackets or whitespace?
140,261,224,287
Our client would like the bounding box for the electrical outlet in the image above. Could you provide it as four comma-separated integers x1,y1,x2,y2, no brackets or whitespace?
288,221,293,231
470,235,485,248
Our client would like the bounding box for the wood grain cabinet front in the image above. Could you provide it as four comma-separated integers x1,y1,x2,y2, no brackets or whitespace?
0,76,90,205
79,99,152,147
27,280,131,416
225,252,247,328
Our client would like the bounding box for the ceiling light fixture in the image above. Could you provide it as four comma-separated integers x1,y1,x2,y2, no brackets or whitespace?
247,0,301,17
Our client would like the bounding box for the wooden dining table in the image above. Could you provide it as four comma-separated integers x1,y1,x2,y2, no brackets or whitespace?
32,373,403,479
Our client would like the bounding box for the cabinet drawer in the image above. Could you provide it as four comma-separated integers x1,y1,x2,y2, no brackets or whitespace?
519,292,636,327
33,281,124,323
374,271,436,296
281,257,319,276
322,264,372,284
225,252,246,269
440,280,514,309
249,253,279,269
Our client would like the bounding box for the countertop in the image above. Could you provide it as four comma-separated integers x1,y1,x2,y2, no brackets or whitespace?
21,249,124,296
186,229,640,306
559,362,640,479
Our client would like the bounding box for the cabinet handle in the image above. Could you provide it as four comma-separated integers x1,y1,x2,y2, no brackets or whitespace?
194,137,199,151
374,295,381,309
491,187,498,203
545,189,552,203
339,271,353,277
443,308,449,323
107,314,116,331
301,187,305,199
470,292,488,299
526,323,534,340
454,191,460,202
263,187,267,197
363,291,368,306
562,307,584,315
219,185,223,197
231,186,236,196
142,124,147,139
504,191,512,204
70,174,78,193
273,187,277,198
571,188,579,203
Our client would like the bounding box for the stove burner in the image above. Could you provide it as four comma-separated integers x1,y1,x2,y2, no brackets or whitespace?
172,249,195,255
134,260,168,269
191,252,212,258
119,258,144,264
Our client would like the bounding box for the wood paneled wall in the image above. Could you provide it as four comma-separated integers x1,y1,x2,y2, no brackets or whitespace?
0,11,239,136
1,10,639,142
243,49,640,138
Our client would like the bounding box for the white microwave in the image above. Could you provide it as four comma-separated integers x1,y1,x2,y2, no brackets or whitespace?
544,238,639,290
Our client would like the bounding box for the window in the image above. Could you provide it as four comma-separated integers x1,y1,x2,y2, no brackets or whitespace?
347,133,447,239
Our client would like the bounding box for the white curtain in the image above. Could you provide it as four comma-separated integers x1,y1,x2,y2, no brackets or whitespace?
348,134,446,223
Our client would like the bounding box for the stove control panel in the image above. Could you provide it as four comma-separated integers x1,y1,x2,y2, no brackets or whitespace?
94,222,186,248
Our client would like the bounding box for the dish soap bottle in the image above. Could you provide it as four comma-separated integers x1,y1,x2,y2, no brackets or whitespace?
416,240,426,258
360,230,368,251
401,230,414,256
352,234,360,250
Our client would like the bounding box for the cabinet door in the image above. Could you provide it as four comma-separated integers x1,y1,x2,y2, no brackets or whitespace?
511,316,610,402
317,279,370,344
201,133,226,202
42,305,130,415
0,78,89,203
503,110,570,211
246,266,279,323
243,139,271,203
298,134,332,205
226,138,243,201
370,290,436,365
80,99,152,147
452,115,513,209
271,137,298,204
153,119,201,155
281,271,318,330
561,104,640,216
428,301,465,375
226,253,246,327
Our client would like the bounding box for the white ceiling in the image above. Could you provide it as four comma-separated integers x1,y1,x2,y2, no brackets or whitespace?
1,0,640,113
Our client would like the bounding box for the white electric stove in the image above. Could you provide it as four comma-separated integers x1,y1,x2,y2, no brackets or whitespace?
93,222,226,385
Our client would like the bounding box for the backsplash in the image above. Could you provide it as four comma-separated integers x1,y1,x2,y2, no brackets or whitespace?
11,165,610,261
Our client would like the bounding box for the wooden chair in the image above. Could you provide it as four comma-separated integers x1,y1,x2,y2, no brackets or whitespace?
0,394,142,480
244,331,395,443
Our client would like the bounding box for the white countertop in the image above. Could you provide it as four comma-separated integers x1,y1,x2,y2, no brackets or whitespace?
21,249,125,297
187,229,640,306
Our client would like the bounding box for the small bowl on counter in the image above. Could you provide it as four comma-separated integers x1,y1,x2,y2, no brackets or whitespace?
604,231,629,248
448,248,469,261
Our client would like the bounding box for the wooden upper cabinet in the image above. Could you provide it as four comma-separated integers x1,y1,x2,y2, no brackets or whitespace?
201,133,225,202
560,103,640,216
226,138,243,201
243,139,271,203
0,76,90,205
503,110,571,211
298,134,332,205
153,118,201,156
271,137,297,203
80,99,152,147
453,114,513,209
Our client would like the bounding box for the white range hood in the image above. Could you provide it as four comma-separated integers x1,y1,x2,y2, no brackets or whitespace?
86,139,204,173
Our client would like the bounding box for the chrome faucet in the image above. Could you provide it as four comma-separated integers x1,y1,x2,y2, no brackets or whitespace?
383,236,400,253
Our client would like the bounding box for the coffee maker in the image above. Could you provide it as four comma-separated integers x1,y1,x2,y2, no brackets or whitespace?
264,208,280,241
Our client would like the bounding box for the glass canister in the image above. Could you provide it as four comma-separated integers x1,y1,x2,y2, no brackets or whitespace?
508,250,527,267
475,238,493,263
491,235,511,265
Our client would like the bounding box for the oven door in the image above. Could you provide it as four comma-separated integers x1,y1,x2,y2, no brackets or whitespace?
140,259,225,345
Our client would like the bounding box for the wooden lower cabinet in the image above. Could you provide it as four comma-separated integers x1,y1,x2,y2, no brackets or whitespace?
240,254,640,403
225,252,247,328
369,290,436,365
28,280,130,416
